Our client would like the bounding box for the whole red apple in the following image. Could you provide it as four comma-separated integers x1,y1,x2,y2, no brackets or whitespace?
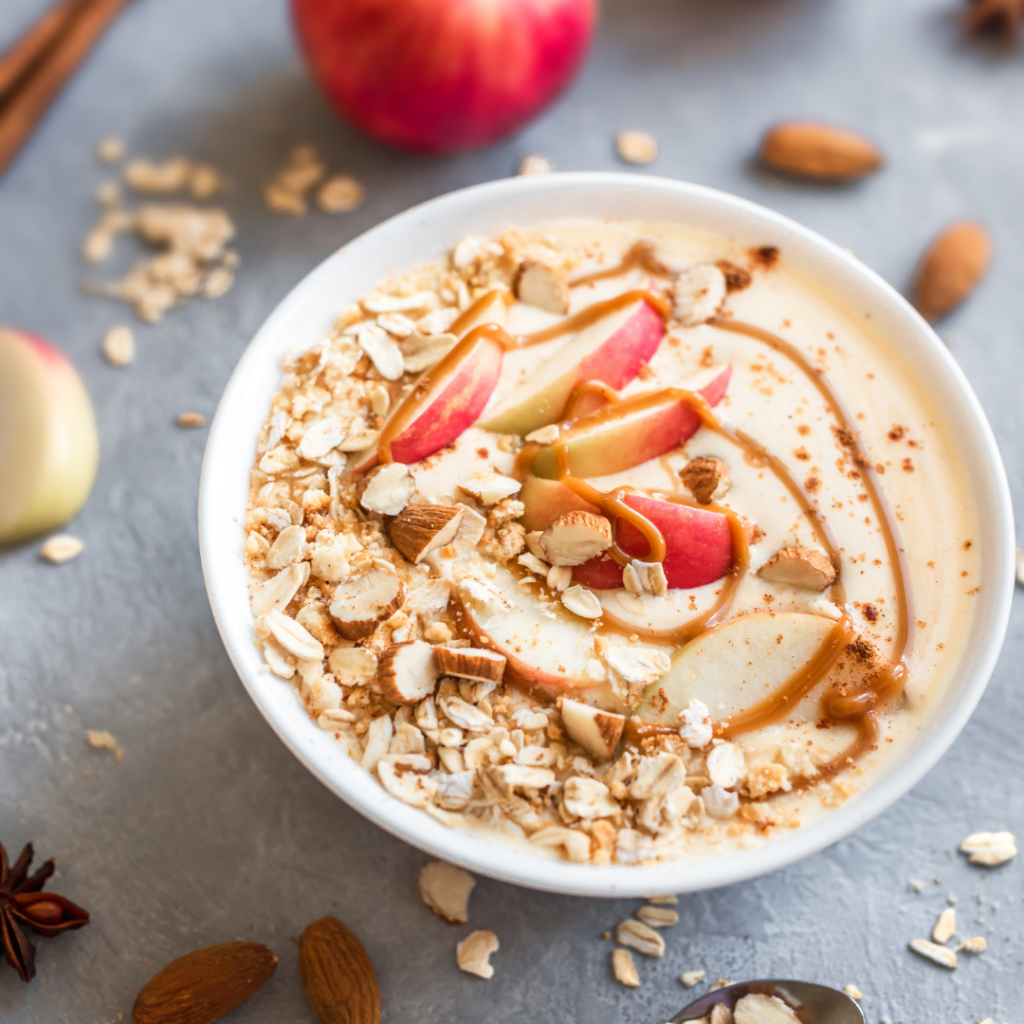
292,0,597,153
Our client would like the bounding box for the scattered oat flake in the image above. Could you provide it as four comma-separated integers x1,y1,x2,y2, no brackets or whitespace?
177,411,207,427
679,969,705,988
616,919,665,957
932,906,956,944
97,137,125,163
646,894,678,905
418,861,475,924
844,984,863,1000
611,948,640,988
316,175,365,213
86,729,123,761
40,535,84,564
456,929,499,979
101,325,134,366
617,130,658,165
518,154,552,176
636,905,679,928
909,937,957,969
709,977,731,991
958,935,987,953
202,265,234,299
960,831,1017,866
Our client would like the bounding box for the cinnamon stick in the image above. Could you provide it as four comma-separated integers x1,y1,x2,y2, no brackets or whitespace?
0,0,88,101
0,0,133,178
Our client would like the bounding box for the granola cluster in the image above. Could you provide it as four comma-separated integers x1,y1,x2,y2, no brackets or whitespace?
243,230,811,865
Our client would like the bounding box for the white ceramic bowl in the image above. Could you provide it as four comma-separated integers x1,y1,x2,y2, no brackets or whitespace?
199,173,1013,897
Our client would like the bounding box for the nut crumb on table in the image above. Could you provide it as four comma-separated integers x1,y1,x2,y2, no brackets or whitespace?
456,929,499,979
177,411,207,428
39,534,84,563
86,729,123,761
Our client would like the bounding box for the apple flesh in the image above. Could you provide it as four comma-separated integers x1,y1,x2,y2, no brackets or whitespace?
572,493,733,591
292,0,596,153
456,561,667,712
519,475,599,532
632,612,837,728
530,365,731,480
482,297,665,436
376,292,506,467
0,329,99,544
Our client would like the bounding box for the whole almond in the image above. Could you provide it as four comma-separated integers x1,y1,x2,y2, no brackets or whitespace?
913,221,991,321
760,121,883,180
132,941,277,1024
298,916,381,1024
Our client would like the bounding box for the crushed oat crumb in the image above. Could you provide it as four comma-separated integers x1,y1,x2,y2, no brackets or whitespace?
611,948,640,987
616,130,658,165
709,977,731,991
317,175,366,214
97,137,126,163
679,969,705,988
177,411,207,428
85,729,123,761
518,154,553,176
456,929,499,979
932,906,956,944
39,535,84,564
101,325,134,366
957,935,987,953
418,860,475,924
843,983,863,1000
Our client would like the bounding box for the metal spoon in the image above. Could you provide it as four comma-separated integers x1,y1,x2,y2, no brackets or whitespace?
671,979,865,1024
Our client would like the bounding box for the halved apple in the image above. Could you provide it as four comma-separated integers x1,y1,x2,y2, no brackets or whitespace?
366,292,507,469
0,329,99,544
573,493,733,590
481,297,665,436
455,561,669,712
530,366,731,480
519,475,599,532
632,612,840,728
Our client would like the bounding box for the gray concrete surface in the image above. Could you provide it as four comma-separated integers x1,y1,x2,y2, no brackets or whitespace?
1,0,1022,1019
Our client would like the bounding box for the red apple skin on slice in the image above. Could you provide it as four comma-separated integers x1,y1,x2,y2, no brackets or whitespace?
361,293,507,470
0,329,99,544
481,298,665,436
573,494,733,590
519,475,600,532
530,365,731,480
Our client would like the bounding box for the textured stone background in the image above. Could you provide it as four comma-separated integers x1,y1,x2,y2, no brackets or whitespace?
1,0,1022,1020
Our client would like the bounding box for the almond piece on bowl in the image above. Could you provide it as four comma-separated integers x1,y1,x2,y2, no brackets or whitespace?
758,546,836,590
513,260,570,315
560,697,625,760
435,645,506,684
358,462,415,515
680,456,730,504
387,503,465,563
540,510,613,566
378,640,439,704
457,471,521,506
329,567,406,639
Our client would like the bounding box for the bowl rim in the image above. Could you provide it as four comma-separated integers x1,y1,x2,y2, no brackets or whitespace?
199,171,1014,897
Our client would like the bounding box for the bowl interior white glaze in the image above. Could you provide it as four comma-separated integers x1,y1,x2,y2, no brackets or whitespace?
199,173,1013,897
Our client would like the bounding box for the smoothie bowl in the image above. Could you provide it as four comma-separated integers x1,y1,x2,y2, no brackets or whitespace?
199,174,1013,896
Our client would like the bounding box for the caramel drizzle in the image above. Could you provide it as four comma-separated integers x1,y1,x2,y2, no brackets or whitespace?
570,240,673,288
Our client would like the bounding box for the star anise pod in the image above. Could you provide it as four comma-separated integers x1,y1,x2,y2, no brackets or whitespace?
1,839,89,983
966,0,1024,44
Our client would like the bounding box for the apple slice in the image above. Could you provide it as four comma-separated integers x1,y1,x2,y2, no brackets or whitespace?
530,366,730,480
368,292,507,468
632,612,840,728
573,493,733,591
0,329,99,544
455,561,668,712
481,297,665,436
519,476,599,532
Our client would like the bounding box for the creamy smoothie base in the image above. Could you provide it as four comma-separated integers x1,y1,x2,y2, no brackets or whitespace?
242,219,979,865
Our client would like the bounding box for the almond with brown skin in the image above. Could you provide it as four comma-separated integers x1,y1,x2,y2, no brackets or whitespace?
298,917,381,1024
540,510,613,566
435,645,507,684
760,122,883,180
386,503,464,563
758,546,836,590
328,568,405,640
913,221,991,321
378,640,438,704
680,456,730,504
132,941,277,1024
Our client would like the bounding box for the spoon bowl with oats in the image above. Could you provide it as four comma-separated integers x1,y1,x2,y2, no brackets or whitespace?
673,981,864,1024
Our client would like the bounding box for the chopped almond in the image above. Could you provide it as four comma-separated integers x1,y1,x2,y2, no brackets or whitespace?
357,462,415,515
435,645,506,684
378,640,438,704
758,546,836,590
680,456,730,504
560,697,625,760
458,471,521,506
328,567,406,639
387,503,465,563
540,510,613,566
513,260,570,314
418,861,476,924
